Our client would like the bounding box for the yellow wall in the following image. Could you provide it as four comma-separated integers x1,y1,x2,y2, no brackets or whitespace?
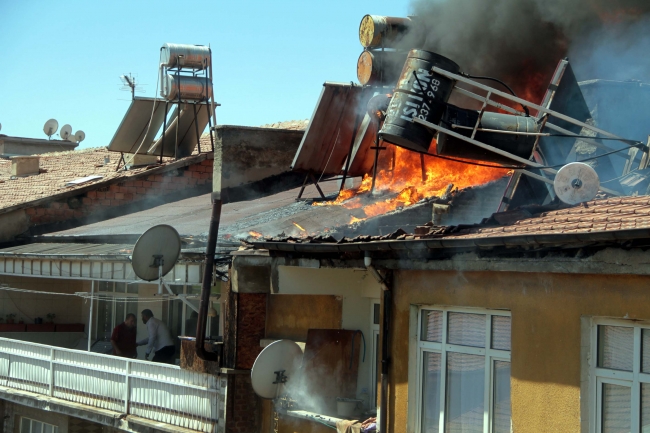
388,269,650,433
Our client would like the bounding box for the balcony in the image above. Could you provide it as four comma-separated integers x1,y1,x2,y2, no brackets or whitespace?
0,337,220,432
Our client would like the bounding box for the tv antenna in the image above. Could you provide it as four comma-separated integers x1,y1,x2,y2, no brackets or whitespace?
43,119,59,140
251,340,303,399
120,73,145,100
553,162,600,205
60,124,72,141
131,225,181,294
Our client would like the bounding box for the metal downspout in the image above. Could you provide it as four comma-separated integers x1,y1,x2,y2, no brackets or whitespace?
195,133,222,362
367,258,391,433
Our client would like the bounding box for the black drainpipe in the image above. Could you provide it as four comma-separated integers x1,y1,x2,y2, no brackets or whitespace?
195,197,221,362
196,134,222,362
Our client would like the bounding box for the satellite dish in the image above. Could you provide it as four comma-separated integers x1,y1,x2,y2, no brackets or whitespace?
251,340,303,399
553,162,600,205
75,130,86,143
131,225,181,281
60,124,72,140
43,119,59,138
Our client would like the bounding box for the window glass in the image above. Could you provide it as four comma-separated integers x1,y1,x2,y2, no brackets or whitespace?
642,329,650,373
20,419,30,433
98,281,111,292
126,282,139,294
373,303,380,325
602,383,631,433
598,325,634,371
493,361,511,433
642,383,650,433
421,351,441,432
421,310,442,342
96,300,112,341
32,421,43,433
445,352,485,433
43,425,53,433
491,316,511,351
115,301,125,325
448,313,485,348
114,282,126,293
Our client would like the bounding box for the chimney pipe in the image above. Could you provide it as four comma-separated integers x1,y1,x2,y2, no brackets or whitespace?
11,156,40,177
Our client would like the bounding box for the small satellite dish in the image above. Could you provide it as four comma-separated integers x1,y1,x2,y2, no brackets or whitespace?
43,119,59,138
553,162,600,205
60,124,72,140
251,340,303,399
75,130,86,143
131,225,181,281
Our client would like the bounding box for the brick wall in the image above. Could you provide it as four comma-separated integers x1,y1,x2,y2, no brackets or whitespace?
227,374,262,433
24,159,213,227
235,293,267,370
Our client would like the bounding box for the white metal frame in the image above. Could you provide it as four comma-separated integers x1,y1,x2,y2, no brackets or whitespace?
588,317,650,433
0,337,219,432
409,306,511,433
370,299,380,409
20,416,59,433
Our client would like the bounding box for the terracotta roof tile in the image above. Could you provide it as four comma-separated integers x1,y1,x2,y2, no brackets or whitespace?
0,145,202,211
443,195,650,241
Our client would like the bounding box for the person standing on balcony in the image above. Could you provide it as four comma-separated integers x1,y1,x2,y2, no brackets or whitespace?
110,313,138,358
137,309,175,364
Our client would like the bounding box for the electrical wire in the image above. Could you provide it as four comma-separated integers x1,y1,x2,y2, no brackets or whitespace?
460,72,530,117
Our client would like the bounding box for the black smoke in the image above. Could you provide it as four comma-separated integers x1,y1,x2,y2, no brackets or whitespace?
400,0,650,100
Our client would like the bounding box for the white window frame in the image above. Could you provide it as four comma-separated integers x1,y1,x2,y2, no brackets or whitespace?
408,306,511,433
20,416,59,433
370,299,380,408
589,317,650,433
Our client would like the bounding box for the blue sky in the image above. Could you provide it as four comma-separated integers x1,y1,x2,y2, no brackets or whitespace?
0,1,410,149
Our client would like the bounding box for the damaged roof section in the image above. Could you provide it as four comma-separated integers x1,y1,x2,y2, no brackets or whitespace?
251,195,650,251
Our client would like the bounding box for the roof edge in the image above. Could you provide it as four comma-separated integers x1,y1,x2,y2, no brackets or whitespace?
252,227,650,254
0,152,210,216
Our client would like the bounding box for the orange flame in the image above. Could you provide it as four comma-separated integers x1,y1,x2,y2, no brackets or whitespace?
292,221,306,232
248,230,262,238
317,143,510,223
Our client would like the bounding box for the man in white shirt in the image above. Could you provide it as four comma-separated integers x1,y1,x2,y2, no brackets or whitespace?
137,309,176,364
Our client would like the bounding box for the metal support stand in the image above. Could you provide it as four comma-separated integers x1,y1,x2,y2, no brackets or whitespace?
370,119,387,194
160,102,169,164
193,103,202,154
296,172,327,201
115,153,126,171
420,153,426,183
175,64,182,160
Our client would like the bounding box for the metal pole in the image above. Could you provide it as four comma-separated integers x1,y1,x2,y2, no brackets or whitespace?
176,64,182,160
193,103,202,154
161,102,169,164
87,280,94,352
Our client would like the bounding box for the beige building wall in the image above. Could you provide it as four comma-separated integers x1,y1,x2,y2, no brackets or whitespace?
388,269,650,433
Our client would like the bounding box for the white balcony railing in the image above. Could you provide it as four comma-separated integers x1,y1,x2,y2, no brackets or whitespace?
0,337,219,432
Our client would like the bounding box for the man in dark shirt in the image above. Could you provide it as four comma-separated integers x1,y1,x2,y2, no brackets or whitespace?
110,313,137,358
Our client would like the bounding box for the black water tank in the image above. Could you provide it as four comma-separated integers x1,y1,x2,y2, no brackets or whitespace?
379,50,460,153
437,104,539,165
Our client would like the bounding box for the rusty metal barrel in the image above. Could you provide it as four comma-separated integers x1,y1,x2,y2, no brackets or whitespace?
359,15,412,48
357,50,408,86
379,50,460,153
